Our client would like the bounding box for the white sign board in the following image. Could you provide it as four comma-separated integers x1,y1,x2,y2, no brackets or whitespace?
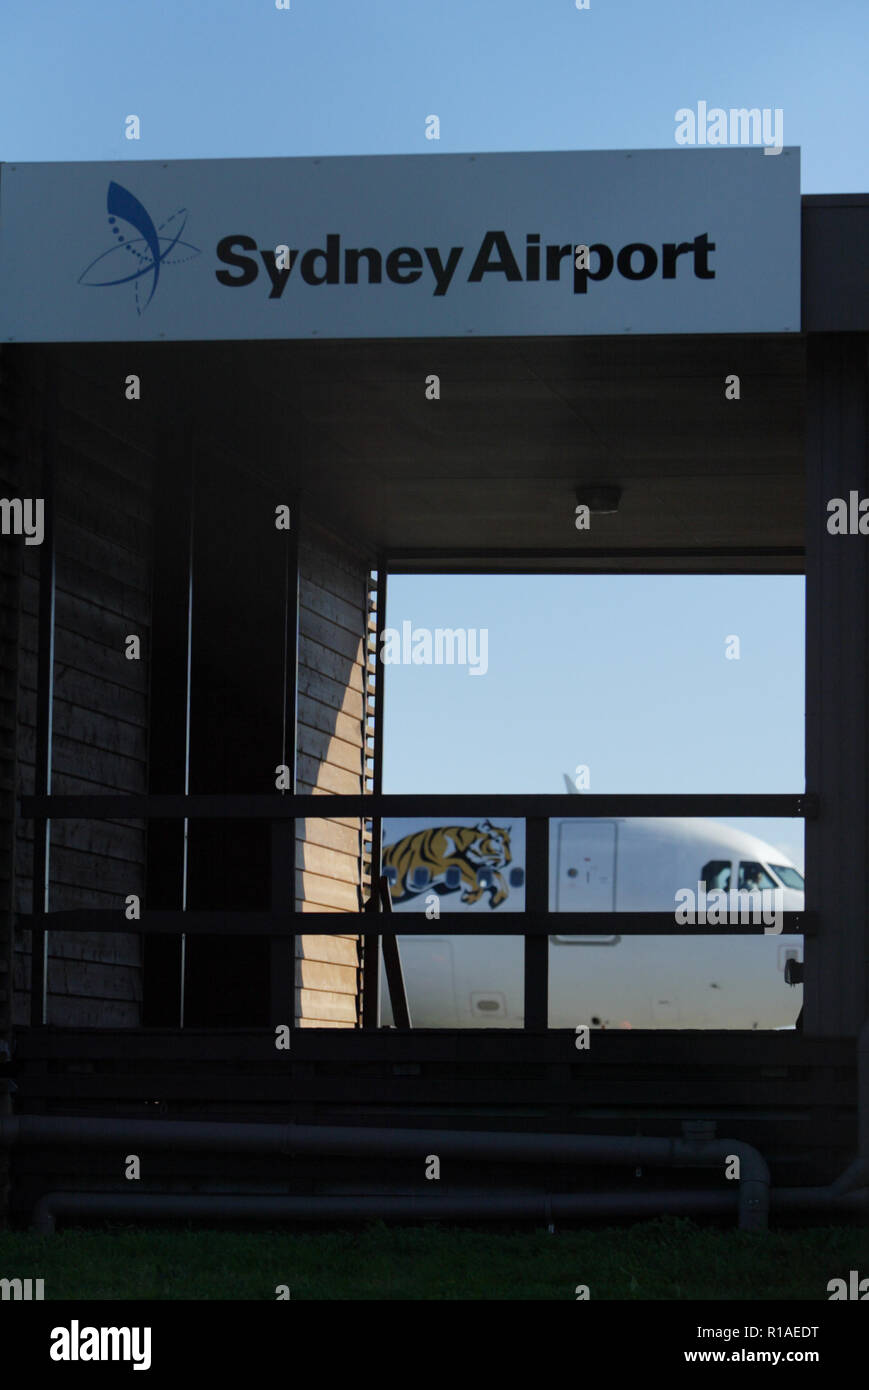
0,149,800,341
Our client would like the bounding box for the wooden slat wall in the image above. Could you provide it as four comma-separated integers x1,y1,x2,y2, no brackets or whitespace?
5,347,370,1031
13,361,154,1027
295,524,369,1027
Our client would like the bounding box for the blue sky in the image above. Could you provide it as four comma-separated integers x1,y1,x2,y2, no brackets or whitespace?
2,1,867,193
382,575,806,869
3,0,851,871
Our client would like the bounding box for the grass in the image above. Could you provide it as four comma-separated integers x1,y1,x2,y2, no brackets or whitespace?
1,1217,868,1299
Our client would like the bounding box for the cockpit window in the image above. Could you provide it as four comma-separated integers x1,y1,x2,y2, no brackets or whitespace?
769,864,805,891
738,861,778,892
702,859,731,891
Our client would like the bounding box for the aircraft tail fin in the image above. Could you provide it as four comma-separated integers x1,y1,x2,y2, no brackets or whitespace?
563,773,580,794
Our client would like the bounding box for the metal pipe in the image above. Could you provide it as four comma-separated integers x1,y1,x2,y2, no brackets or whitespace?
14,1005,869,1234
15,997,869,1239
29,1184,869,1237
0,1114,769,1230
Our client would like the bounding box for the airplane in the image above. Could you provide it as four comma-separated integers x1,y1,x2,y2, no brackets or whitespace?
378,780,804,1030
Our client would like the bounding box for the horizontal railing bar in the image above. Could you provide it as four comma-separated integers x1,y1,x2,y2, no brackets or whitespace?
19,910,816,936
20,793,816,820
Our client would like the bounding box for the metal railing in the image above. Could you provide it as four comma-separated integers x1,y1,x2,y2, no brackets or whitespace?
19,791,816,1030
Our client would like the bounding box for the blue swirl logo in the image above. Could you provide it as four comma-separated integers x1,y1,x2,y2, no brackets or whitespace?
79,180,201,313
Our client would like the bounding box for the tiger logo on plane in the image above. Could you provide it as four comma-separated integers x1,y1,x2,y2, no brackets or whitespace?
382,821,513,909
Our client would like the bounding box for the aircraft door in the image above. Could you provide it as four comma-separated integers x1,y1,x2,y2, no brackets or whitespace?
552,821,619,943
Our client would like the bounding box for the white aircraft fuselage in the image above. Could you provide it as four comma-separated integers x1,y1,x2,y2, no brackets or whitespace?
379,814,804,1030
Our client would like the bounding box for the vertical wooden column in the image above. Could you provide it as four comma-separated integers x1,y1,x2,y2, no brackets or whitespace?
30,364,56,1027
0,347,23,1049
272,496,299,1031
143,421,193,1026
804,333,869,1034
271,821,296,1030
523,817,549,1029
